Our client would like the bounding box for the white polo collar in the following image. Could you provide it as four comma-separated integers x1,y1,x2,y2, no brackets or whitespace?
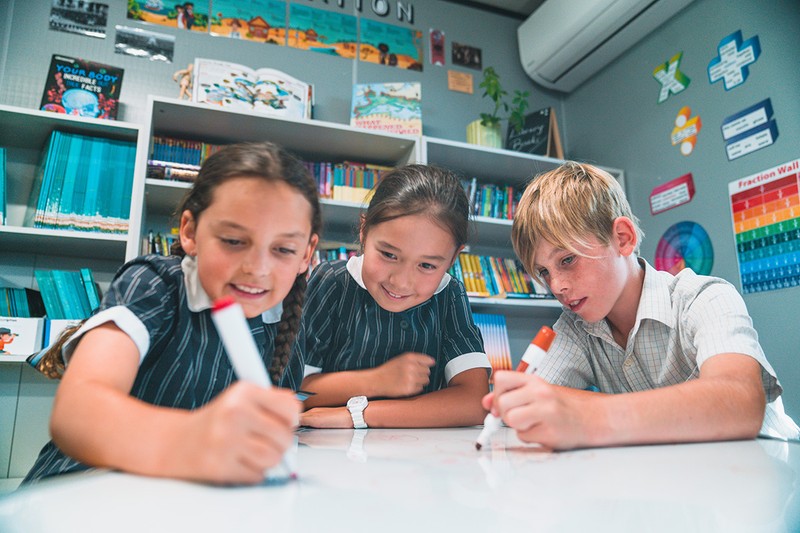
181,255,283,324
345,255,451,294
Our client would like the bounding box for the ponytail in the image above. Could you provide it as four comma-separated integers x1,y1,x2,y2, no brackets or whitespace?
28,321,85,379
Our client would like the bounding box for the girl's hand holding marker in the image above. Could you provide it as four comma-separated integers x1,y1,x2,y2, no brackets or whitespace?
476,326,556,450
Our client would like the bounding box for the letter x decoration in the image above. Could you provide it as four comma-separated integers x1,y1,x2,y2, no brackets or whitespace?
708,30,761,91
653,52,690,104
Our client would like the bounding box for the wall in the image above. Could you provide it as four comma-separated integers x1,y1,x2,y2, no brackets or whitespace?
0,0,561,142
563,0,800,419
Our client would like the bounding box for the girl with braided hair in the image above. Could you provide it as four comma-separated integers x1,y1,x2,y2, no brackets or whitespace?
24,141,320,485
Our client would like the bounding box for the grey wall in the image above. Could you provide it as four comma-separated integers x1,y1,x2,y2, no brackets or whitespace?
0,0,562,141
564,0,800,419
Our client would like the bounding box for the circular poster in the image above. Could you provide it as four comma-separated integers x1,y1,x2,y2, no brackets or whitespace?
655,221,714,275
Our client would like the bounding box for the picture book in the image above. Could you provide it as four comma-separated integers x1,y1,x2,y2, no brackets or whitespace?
192,58,312,120
350,82,422,136
40,54,124,120
0,316,45,356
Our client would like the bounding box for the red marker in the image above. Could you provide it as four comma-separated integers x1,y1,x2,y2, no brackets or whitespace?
475,326,556,450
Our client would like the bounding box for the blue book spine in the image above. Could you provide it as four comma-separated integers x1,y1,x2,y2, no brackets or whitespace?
0,147,6,225
79,268,101,313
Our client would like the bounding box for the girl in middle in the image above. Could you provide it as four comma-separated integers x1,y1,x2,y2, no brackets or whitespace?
299,164,491,428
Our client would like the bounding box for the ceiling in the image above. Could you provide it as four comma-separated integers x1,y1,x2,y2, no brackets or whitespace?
443,0,546,19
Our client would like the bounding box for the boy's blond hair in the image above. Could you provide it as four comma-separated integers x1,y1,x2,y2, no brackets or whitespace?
511,161,644,277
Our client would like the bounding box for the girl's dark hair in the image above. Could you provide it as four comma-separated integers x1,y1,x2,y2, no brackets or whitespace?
361,164,470,250
35,142,321,383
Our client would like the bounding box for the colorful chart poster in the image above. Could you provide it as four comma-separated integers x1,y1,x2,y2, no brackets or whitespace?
209,0,286,44
655,221,714,275
127,1,208,32
287,4,357,58
729,158,800,293
359,19,423,71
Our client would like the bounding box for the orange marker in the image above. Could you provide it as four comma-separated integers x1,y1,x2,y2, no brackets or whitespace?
475,326,556,451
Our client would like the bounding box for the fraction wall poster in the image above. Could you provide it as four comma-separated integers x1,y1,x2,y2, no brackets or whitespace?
729,158,800,293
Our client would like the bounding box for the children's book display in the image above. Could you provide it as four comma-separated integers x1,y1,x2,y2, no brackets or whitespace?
192,58,313,119
350,82,422,136
451,252,552,300
24,131,136,233
40,54,124,120
472,313,512,372
0,317,45,356
34,268,101,321
462,176,522,221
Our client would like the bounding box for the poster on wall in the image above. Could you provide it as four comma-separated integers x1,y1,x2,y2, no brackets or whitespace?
708,30,761,91
114,26,175,63
653,52,690,104
49,0,109,39
721,99,778,161
209,0,286,44
452,42,482,70
359,19,423,71
127,1,208,32
729,158,800,294
649,173,695,215
287,4,357,58
655,221,713,276
671,106,701,156
430,29,445,66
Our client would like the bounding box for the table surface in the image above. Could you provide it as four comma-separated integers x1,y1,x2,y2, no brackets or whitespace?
1,427,799,533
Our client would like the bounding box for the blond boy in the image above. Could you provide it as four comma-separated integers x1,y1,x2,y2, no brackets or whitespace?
482,162,799,449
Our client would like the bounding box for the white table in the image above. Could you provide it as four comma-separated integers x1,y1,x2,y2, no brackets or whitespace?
1,427,798,533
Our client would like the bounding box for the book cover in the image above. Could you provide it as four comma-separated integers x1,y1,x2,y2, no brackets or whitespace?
350,82,422,136
40,54,124,120
0,317,45,356
193,58,312,120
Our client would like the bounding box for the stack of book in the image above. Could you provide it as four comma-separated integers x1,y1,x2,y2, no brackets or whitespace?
0,287,45,318
142,228,179,256
462,177,522,220
310,245,359,271
304,161,392,203
472,313,512,372
24,131,136,233
147,136,226,183
34,268,101,320
450,252,552,299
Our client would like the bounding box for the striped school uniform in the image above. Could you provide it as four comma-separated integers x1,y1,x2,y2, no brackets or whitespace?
300,256,490,391
23,254,303,484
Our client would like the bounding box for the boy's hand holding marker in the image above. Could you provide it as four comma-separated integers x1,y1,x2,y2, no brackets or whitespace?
211,296,301,482
476,326,556,451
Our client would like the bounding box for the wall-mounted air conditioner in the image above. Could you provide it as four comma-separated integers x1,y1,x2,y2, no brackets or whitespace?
518,0,695,93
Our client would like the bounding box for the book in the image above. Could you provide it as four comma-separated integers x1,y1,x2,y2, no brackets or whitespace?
505,107,564,159
40,54,124,120
350,82,422,136
0,317,45,356
192,58,312,120
472,313,512,372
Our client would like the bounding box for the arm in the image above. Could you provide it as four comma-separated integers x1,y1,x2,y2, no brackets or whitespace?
484,352,765,450
50,323,300,485
301,352,436,408
301,367,489,428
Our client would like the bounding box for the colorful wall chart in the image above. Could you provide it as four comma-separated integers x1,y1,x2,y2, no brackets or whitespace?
729,158,800,293
655,221,714,275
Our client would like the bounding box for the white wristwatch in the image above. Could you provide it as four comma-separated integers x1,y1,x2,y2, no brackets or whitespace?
347,395,369,429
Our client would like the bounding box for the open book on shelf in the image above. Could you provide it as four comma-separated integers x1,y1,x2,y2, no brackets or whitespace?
192,58,312,119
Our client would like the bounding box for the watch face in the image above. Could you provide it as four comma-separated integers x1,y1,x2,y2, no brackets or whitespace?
348,395,368,410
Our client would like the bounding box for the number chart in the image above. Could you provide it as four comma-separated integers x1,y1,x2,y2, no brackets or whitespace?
729,158,800,293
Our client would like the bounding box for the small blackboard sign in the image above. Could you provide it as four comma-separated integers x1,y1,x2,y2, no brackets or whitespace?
506,107,552,155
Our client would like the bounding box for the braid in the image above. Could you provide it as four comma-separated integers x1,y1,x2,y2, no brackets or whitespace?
31,322,85,379
268,272,308,384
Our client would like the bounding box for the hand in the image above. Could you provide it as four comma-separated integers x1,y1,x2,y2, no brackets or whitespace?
175,382,301,484
372,352,435,398
483,371,591,450
301,406,353,428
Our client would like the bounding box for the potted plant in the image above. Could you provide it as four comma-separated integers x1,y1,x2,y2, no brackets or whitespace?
467,67,530,148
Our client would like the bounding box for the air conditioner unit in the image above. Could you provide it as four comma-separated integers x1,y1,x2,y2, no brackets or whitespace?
518,0,695,92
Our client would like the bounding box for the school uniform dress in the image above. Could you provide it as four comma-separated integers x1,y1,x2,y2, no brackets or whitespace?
538,257,800,439
22,254,303,484
300,256,491,391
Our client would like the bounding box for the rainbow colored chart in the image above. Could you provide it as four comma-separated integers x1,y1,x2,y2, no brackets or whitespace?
655,221,714,275
729,158,800,293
